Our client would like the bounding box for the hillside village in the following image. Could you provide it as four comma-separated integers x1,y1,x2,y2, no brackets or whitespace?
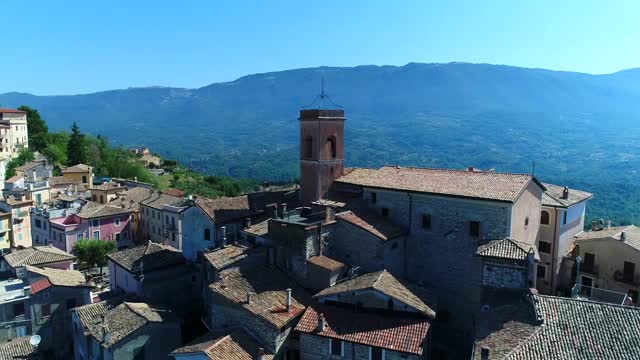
0,106,639,359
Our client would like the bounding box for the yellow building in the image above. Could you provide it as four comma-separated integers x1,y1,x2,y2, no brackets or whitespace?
0,197,33,248
62,163,93,185
0,212,11,250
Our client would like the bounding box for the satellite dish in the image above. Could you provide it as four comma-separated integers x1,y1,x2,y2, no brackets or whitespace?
29,335,41,346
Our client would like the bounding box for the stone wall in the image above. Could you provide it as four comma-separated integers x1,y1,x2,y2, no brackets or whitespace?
481,261,528,289
299,333,422,360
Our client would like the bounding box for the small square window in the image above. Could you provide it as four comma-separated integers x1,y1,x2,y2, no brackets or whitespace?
13,302,25,316
330,338,344,356
91,219,100,227
537,265,546,278
469,221,480,237
369,347,384,360
115,219,121,227
41,304,51,317
539,241,551,253
422,214,432,229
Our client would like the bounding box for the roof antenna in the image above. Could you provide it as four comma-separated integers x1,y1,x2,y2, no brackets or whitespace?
301,72,342,110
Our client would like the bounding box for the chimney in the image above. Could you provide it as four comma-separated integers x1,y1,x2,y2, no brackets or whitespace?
281,203,287,216
620,231,626,241
317,313,326,332
256,348,265,360
481,346,490,360
244,217,252,229
32,171,36,182
246,292,253,304
561,186,569,200
221,226,227,247
607,220,611,229
285,288,292,312
134,176,138,182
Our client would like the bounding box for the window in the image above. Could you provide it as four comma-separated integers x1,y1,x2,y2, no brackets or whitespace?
18,233,22,241
329,338,344,356
370,192,377,204
66,298,76,310
91,219,100,227
82,175,87,184
583,252,595,272
172,233,176,242
422,214,432,229
35,219,42,228
369,347,385,360
115,219,121,227
204,229,211,241
381,208,389,217
327,136,337,159
524,217,529,227
469,221,480,237
623,261,636,282
115,233,121,242
540,210,550,225
13,302,25,316
303,136,313,159
538,241,551,254
562,211,568,225
41,304,51,317
165,215,169,224
92,195,97,201
92,230,100,240
100,195,104,203
537,264,546,278
76,233,84,241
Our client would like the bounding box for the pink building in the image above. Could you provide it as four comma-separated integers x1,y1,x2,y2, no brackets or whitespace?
51,202,135,252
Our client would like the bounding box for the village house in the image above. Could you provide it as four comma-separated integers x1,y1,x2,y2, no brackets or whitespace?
75,201,135,249
89,181,126,204
0,196,34,248
49,214,86,253
0,246,76,276
3,173,51,206
72,301,181,360
0,211,11,252
473,290,640,359
171,328,274,360
0,277,31,341
106,242,198,310
26,265,93,358
570,225,640,305
31,196,85,247
140,191,182,244
0,108,29,159
61,163,93,186
0,335,38,359
476,237,539,293
206,266,310,358
536,183,593,295
14,160,52,180
297,270,436,360
108,186,154,244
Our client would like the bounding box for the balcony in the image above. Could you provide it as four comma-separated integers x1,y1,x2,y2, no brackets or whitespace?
614,270,640,286
571,284,630,305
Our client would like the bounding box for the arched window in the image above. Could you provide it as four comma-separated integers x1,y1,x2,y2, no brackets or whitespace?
303,136,313,159
541,210,550,225
204,228,211,241
327,136,337,158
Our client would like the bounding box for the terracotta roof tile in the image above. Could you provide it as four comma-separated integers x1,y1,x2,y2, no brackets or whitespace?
0,336,37,359
209,267,309,329
295,305,430,355
575,225,640,253
307,256,345,272
196,195,257,223
203,244,251,271
3,246,75,268
541,183,593,208
107,242,185,273
314,270,435,318
26,265,87,287
0,108,27,114
336,209,406,241
62,163,92,173
30,277,52,294
476,238,538,261
74,301,177,348
141,192,182,210
76,201,133,219
170,329,274,360
242,219,269,237
337,166,540,203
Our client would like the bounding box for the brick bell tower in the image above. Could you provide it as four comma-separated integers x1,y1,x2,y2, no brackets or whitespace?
299,109,345,204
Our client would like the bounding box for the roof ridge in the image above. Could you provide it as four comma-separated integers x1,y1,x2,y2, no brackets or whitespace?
378,165,534,177
534,294,640,310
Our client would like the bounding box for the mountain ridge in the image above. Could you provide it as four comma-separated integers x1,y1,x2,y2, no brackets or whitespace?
2,62,640,223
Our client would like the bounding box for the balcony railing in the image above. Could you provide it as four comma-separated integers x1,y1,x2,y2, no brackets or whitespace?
571,284,630,305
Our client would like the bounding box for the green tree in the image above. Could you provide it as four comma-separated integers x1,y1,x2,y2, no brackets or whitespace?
67,122,87,165
73,239,116,274
5,148,35,178
19,105,49,152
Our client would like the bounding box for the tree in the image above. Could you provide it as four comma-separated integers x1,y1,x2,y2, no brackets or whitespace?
5,148,35,178
19,105,49,152
67,122,87,165
73,239,116,274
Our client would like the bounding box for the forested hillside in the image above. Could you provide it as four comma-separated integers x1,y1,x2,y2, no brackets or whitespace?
3,63,640,224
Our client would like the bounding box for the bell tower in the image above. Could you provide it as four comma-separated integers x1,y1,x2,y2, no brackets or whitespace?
299,109,345,204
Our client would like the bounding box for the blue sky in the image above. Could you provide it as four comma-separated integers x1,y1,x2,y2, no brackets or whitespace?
2,0,639,95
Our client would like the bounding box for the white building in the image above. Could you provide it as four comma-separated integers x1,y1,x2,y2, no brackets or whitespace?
0,108,29,159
